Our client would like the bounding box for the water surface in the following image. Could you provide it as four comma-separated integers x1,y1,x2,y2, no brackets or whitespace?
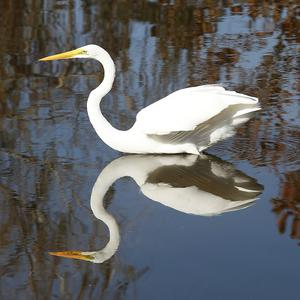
0,1,300,299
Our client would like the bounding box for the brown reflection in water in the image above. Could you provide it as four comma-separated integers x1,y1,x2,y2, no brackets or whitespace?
272,170,300,245
0,0,300,299
0,0,299,166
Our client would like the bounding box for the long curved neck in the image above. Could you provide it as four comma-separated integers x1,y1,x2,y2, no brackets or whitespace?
87,156,146,263
87,156,149,262
88,168,121,263
87,50,128,151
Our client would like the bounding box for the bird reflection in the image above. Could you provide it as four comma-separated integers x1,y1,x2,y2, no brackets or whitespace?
50,154,263,263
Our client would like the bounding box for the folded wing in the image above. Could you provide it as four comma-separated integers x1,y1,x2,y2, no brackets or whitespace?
133,85,260,149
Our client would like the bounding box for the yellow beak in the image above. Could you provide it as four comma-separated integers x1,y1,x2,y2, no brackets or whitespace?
39,48,85,61
49,251,93,261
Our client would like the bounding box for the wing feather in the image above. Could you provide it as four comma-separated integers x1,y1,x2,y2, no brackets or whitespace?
133,85,258,135
148,104,260,148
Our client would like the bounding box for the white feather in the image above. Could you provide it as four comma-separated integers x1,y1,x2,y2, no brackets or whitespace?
134,85,259,135
41,45,261,154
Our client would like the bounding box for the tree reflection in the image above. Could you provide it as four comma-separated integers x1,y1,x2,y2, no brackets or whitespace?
272,170,300,244
0,0,300,299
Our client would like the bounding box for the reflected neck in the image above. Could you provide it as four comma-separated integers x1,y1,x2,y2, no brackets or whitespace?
89,166,121,263
89,156,146,262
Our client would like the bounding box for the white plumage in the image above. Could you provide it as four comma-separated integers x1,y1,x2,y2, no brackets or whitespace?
135,85,258,134
40,45,261,154
49,154,263,263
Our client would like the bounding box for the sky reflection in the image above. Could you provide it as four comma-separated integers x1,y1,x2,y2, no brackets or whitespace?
0,1,300,299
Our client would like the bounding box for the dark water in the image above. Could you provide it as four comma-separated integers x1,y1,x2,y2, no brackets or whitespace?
1,1,300,299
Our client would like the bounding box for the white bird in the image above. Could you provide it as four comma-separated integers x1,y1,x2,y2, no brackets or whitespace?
40,45,261,154
49,153,263,263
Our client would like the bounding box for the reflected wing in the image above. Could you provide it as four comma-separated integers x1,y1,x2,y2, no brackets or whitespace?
133,85,259,137
139,154,263,216
145,155,263,201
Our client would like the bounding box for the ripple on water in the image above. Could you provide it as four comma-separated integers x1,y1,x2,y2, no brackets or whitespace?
211,125,300,170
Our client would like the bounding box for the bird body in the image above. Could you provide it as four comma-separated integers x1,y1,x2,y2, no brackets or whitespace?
40,45,260,154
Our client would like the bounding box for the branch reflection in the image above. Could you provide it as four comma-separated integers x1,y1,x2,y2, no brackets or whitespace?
272,170,300,244
50,153,263,263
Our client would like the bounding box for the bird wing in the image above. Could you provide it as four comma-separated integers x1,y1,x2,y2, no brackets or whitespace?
147,103,259,148
133,85,259,137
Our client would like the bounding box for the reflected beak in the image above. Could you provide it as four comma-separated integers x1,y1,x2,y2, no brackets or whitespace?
39,48,85,61
49,251,93,261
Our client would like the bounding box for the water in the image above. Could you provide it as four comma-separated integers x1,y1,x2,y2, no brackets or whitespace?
0,1,300,299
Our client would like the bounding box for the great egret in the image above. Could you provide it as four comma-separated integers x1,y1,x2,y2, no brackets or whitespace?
50,154,263,263
40,45,261,154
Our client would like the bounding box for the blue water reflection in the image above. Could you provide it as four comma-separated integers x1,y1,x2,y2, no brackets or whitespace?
0,1,300,299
